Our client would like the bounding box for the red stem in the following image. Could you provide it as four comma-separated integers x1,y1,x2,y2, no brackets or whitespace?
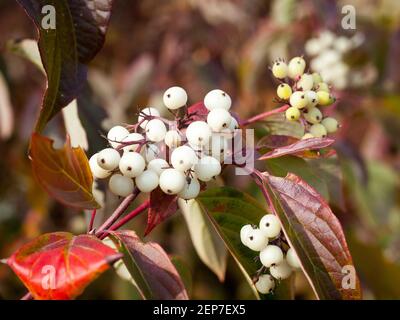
88,209,97,233
241,105,290,126
98,200,150,240
95,188,140,236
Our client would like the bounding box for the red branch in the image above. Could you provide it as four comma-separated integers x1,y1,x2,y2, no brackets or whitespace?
241,105,290,126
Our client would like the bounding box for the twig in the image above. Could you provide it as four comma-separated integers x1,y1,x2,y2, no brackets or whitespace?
88,209,97,233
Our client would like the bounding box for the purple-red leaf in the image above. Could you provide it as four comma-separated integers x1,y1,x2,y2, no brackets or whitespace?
110,230,188,300
264,173,361,300
145,187,178,235
16,0,114,132
187,101,209,122
30,133,100,210
258,137,335,160
7,232,121,300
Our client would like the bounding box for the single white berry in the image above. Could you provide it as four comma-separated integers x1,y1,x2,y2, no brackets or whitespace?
309,123,327,138
285,106,301,121
186,121,212,146
245,228,268,251
163,86,188,110
204,89,232,111
138,107,160,129
297,73,314,91
207,108,232,132
304,107,323,124
142,144,160,162
135,170,159,193
270,259,293,280
288,57,306,79
159,168,186,194
164,130,182,148
89,154,111,179
145,119,167,142
271,60,288,79
178,177,200,200
107,126,129,149
255,274,275,294
321,117,339,133
222,116,240,139
260,245,284,268
122,133,144,153
109,174,134,197
97,148,121,170
312,73,323,86
119,152,146,178
286,248,301,269
306,90,319,108
194,156,221,181
289,91,308,109
147,158,169,176
240,224,254,247
259,214,282,238
171,145,197,172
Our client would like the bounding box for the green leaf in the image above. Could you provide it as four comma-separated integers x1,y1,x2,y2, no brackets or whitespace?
16,0,114,132
197,187,294,300
179,199,228,282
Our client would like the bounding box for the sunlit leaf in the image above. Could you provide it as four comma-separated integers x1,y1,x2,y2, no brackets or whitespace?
30,133,99,209
7,232,121,300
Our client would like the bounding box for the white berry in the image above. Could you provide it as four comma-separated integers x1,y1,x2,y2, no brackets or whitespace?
208,134,229,161
89,154,111,179
159,168,186,194
163,86,188,110
255,274,275,294
260,245,284,267
289,91,308,109
97,148,121,170
306,90,319,108
109,174,134,197
245,228,268,251
122,133,144,153
309,123,327,138
304,107,323,124
171,146,197,172
270,260,293,280
119,152,146,178
142,144,160,162
194,156,221,181
271,60,288,79
259,214,282,238
321,117,339,133
135,170,159,193
286,248,301,269
297,73,314,91
207,108,232,132
186,121,212,146
145,119,167,142
147,158,169,176
164,130,182,148
107,126,129,149
204,89,232,111
178,177,200,200
240,224,254,247
138,107,160,129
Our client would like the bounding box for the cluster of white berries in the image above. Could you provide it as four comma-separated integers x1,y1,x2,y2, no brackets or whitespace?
240,214,301,294
89,86,239,200
271,56,340,139
306,31,376,89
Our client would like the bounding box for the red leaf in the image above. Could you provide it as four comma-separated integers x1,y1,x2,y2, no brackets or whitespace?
7,232,121,300
110,230,188,300
187,102,208,122
257,135,299,149
30,133,99,210
145,188,178,235
258,137,335,160
264,173,361,299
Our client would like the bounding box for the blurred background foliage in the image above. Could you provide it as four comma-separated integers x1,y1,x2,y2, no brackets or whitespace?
0,0,399,300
